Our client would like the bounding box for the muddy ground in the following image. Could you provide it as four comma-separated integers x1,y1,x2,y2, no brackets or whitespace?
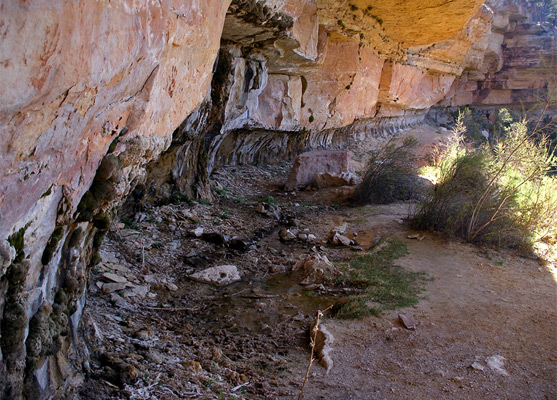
80,125,556,400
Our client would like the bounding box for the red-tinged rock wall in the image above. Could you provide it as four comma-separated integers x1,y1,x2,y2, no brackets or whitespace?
0,1,230,398
0,0,553,398
138,1,494,204
439,0,556,111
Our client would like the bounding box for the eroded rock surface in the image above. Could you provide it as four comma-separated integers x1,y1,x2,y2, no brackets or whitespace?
440,0,556,109
0,0,553,397
0,1,231,397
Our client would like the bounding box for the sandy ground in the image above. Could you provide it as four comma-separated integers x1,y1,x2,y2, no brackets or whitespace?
293,205,557,400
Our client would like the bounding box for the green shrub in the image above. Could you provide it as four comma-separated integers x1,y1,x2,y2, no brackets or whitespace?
412,112,557,251
353,137,425,204
121,217,140,231
450,107,517,145
214,186,229,197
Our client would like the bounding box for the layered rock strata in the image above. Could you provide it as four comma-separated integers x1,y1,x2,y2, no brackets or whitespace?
0,0,553,398
440,0,556,109
136,0,497,204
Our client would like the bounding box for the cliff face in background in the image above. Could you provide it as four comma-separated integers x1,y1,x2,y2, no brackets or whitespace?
440,0,556,109
0,0,554,398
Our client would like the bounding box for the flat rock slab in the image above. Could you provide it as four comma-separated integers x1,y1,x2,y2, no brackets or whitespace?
285,150,352,191
398,313,418,330
100,272,129,284
190,265,241,286
101,282,128,293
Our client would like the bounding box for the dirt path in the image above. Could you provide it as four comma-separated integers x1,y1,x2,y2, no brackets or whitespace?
294,208,557,400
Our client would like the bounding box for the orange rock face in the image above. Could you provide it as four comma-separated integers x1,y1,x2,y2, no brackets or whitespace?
0,0,230,396
0,0,230,240
440,1,556,108
301,41,385,129
0,0,553,397
241,1,492,132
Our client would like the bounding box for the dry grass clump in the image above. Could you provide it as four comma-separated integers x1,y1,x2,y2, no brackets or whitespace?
352,137,426,204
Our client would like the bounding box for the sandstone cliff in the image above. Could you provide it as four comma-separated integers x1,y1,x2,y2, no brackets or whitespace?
440,0,556,109
0,0,553,398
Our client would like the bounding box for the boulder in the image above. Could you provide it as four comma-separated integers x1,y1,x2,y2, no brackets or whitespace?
328,232,353,247
315,171,362,189
279,228,298,242
257,202,283,220
294,254,337,285
285,150,352,191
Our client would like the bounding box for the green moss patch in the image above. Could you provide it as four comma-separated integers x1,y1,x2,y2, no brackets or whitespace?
334,239,427,319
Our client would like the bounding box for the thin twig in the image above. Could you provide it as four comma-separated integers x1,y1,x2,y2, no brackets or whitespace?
141,237,145,268
239,294,280,299
229,288,250,297
231,382,250,392
470,166,541,240
144,305,199,312
298,305,332,400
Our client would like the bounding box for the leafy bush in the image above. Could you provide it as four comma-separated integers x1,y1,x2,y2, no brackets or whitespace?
532,0,557,27
353,137,426,204
412,111,557,251
451,106,516,145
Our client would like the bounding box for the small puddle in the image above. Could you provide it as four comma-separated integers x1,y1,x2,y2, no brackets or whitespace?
202,273,335,334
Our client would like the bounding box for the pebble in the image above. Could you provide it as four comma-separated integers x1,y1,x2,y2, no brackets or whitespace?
190,227,204,237
431,369,446,377
189,265,241,286
486,355,509,376
470,361,485,371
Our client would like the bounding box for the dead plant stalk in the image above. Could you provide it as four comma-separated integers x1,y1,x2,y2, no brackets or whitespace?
298,305,332,400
